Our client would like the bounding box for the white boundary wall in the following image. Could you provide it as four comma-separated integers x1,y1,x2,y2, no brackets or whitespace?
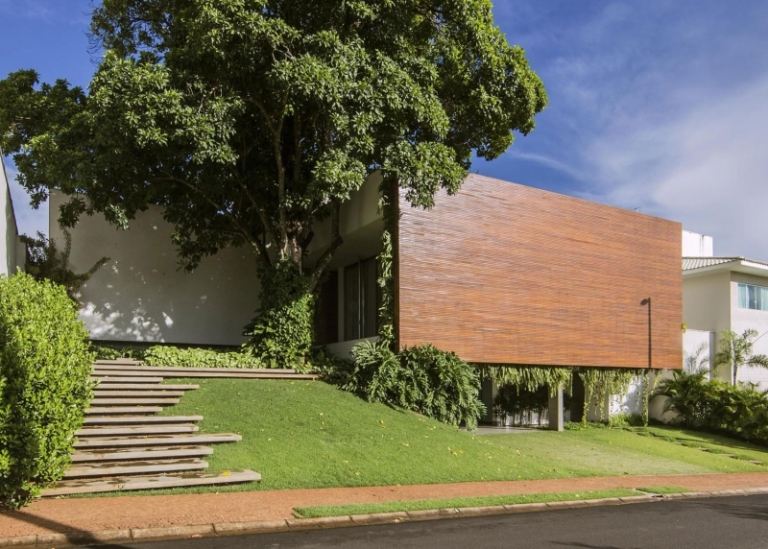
0,156,18,276
50,192,260,346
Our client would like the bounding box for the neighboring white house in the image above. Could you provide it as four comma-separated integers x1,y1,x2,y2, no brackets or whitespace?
682,230,768,388
0,155,21,276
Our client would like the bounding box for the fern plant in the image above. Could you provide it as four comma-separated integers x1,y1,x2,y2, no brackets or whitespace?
346,341,485,429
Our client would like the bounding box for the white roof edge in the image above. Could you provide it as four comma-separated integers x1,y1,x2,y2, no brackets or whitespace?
683,259,768,278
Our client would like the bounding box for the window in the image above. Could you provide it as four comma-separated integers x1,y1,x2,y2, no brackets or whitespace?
738,283,768,311
344,257,379,340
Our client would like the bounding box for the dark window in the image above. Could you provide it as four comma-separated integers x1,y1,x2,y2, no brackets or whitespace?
344,263,361,340
344,257,379,340
314,270,338,345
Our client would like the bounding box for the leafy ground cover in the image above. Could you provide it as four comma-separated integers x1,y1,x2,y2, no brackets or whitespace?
148,379,768,495
293,489,641,518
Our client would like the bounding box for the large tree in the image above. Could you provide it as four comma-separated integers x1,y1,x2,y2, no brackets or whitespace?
0,0,546,365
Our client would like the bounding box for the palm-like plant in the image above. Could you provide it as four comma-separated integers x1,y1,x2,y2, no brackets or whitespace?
655,371,713,427
714,329,768,385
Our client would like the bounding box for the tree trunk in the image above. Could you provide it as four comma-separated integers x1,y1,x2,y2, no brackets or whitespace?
244,260,315,370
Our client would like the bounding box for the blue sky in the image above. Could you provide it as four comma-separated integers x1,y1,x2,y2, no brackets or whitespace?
2,0,768,257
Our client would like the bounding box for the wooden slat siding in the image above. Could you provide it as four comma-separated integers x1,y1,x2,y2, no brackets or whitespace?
396,174,682,369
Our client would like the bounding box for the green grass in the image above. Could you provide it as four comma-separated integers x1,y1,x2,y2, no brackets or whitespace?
145,378,768,495
292,489,641,518
635,485,689,495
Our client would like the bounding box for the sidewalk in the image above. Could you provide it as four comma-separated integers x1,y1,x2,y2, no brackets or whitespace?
4,472,768,545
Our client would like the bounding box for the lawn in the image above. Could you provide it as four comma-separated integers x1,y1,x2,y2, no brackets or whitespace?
155,378,768,493
293,488,641,518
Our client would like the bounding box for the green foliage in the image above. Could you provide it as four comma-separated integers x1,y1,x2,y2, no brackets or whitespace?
144,346,262,369
376,229,395,346
244,262,314,369
714,329,768,384
0,273,93,508
483,365,573,395
578,368,637,424
656,371,768,444
91,343,147,360
20,229,109,303
343,341,485,429
0,1,546,358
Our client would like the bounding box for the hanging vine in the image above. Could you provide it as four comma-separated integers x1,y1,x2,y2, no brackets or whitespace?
480,365,573,396
578,368,638,424
640,369,658,426
376,179,397,348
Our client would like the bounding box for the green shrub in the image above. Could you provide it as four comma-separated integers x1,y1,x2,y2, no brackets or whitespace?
344,341,485,429
0,273,93,508
91,343,147,360
656,371,768,444
143,345,262,369
244,263,314,370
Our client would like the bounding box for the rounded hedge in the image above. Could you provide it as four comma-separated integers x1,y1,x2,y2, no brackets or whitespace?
0,273,93,508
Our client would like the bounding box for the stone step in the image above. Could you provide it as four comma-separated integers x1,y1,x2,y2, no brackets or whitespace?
93,359,143,366
77,424,199,437
72,446,214,463
93,382,199,390
93,390,186,398
83,415,204,425
92,370,169,377
92,368,317,380
73,433,242,449
90,398,180,406
86,406,164,415
91,376,165,384
93,365,296,374
64,458,208,479
44,470,261,496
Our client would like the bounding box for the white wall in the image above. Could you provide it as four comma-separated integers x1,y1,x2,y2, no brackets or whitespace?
682,230,714,257
50,174,384,347
683,328,714,375
608,376,646,417
0,156,18,276
683,272,731,333
50,192,261,346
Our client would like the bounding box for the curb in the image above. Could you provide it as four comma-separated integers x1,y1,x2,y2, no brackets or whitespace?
4,487,768,547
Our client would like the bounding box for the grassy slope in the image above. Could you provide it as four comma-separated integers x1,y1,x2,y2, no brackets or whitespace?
160,379,768,493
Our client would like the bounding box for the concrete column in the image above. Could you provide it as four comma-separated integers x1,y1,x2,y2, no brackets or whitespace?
480,376,498,425
548,385,564,431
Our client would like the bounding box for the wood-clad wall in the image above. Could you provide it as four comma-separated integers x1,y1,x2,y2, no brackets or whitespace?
396,174,682,369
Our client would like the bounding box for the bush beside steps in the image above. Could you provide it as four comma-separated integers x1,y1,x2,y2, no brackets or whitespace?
0,273,93,508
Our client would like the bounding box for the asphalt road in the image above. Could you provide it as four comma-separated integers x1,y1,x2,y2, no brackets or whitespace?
98,494,768,549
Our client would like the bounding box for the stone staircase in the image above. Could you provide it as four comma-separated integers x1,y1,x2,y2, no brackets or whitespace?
43,359,306,496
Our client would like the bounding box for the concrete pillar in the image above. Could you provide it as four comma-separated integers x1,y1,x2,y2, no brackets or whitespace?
480,376,498,425
548,385,564,432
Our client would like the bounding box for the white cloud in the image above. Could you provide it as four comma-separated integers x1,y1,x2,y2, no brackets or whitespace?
587,77,768,258
498,1,768,260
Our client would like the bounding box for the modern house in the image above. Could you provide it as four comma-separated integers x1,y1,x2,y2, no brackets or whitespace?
49,174,684,377
682,230,768,388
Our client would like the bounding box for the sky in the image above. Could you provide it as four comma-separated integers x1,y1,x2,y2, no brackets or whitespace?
2,0,768,257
